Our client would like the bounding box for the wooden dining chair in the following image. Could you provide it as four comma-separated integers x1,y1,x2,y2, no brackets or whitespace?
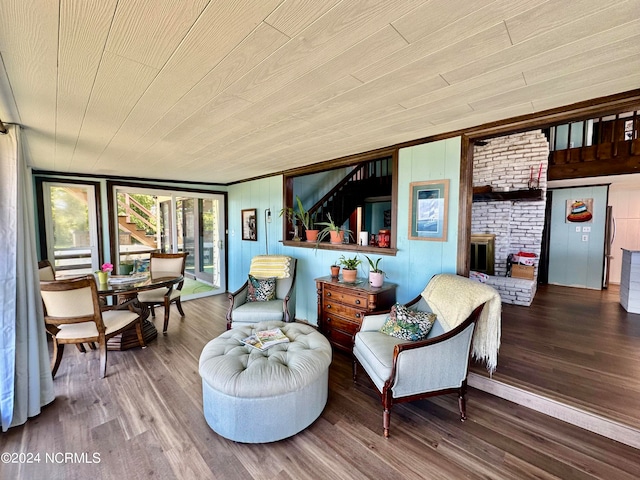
40,275,145,378
136,252,188,334
38,259,56,281
38,259,99,352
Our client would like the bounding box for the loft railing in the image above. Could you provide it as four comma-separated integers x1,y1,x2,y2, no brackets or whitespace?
549,111,640,180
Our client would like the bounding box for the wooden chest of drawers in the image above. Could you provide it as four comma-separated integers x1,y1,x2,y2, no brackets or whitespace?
315,276,396,353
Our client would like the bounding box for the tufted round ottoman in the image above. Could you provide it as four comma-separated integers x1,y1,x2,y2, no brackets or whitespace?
198,321,332,443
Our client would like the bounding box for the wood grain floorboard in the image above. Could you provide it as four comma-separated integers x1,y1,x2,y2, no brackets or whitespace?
471,283,640,430
2,291,640,479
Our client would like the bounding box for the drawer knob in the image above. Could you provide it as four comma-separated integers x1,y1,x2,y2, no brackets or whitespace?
355,313,361,318
326,317,331,323
326,292,331,297
355,299,361,305
326,305,331,309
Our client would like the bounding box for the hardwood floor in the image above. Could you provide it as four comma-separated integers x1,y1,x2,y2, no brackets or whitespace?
471,283,640,432
2,293,640,479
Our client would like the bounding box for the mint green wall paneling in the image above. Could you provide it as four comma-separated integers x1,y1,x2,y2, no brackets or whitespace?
227,138,463,324
548,186,607,289
228,176,284,293
396,137,460,300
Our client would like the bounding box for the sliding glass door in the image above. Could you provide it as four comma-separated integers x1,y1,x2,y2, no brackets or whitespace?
114,186,226,296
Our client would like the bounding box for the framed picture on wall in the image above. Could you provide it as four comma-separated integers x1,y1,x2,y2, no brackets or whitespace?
409,180,449,241
565,198,593,223
242,208,257,241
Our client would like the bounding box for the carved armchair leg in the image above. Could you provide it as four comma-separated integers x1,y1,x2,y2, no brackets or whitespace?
352,358,358,383
458,385,467,421
383,409,391,438
382,390,393,437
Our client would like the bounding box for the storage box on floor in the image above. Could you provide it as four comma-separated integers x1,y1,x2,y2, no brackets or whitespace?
511,264,534,280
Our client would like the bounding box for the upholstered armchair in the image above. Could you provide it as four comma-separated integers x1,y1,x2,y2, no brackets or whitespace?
227,255,297,330
353,273,501,437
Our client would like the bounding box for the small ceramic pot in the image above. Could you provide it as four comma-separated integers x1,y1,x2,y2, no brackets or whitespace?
369,271,384,288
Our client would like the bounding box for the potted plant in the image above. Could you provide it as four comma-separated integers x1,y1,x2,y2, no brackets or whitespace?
337,254,361,282
330,261,340,278
316,213,352,245
365,255,385,288
120,254,134,275
95,262,113,284
280,195,318,242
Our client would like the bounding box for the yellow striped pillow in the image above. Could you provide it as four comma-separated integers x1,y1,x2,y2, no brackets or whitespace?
249,255,292,279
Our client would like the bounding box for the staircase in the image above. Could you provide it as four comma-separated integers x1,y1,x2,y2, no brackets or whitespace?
118,216,156,247
117,194,157,248
308,157,392,228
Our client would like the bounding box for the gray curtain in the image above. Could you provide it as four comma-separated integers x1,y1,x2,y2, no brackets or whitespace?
0,124,54,431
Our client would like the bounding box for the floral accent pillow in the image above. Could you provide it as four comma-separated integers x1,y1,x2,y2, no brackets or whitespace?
379,303,436,341
247,275,277,302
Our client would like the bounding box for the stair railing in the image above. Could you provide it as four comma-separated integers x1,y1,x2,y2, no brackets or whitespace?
308,157,392,226
117,194,156,232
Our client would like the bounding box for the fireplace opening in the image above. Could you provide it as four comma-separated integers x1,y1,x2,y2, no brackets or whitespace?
470,234,495,275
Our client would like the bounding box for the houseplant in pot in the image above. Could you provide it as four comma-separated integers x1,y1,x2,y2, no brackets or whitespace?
338,255,361,283
95,262,113,284
279,195,318,242
120,254,134,275
364,255,385,287
330,261,340,278
316,213,351,245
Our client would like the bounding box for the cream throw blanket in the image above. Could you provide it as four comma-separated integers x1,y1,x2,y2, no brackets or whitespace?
421,274,501,374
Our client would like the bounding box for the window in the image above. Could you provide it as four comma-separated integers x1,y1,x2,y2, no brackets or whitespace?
282,151,398,254
38,180,101,276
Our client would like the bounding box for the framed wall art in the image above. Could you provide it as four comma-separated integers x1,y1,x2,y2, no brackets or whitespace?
241,208,257,241
565,198,593,223
409,180,449,241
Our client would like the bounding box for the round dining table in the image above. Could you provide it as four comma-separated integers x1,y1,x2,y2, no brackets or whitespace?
97,271,183,351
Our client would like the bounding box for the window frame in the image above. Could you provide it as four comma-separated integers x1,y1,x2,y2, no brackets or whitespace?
281,148,398,255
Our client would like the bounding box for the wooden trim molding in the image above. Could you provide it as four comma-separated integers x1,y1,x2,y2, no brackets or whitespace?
457,135,474,277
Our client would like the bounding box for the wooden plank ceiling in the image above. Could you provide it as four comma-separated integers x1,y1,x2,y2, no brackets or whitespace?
0,0,639,184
